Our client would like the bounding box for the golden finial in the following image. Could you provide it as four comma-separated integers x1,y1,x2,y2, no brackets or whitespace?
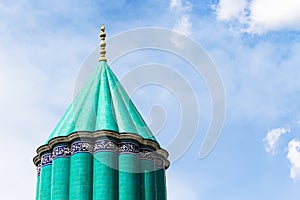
99,24,107,62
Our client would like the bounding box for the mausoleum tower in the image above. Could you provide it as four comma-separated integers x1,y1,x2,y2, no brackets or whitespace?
33,25,169,200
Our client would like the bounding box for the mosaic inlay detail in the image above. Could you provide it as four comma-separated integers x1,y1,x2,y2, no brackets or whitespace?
71,141,93,154
37,163,41,176
94,139,118,153
41,153,52,167
38,139,167,169
52,145,71,159
119,142,139,153
139,148,155,160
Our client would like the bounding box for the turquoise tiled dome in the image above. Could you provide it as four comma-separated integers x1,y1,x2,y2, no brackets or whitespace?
47,61,156,143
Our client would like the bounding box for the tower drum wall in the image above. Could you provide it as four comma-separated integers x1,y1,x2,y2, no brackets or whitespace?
69,140,93,200
51,144,71,200
93,138,118,200
38,153,52,200
34,132,169,200
155,158,167,200
35,164,41,200
140,147,157,200
118,141,141,200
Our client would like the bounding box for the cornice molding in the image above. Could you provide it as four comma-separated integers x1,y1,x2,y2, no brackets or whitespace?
34,130,170,169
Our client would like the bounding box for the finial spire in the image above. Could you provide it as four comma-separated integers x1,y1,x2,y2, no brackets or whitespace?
99,24,107,62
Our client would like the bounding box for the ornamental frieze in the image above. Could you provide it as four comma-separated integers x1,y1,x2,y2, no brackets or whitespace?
119,142,139,153
41,153,52,167
71,141,93,154
139,148,155,160
37,164,41,176
36,136,168,170
94,139,118,153
52,145,71,159
39,141,157,164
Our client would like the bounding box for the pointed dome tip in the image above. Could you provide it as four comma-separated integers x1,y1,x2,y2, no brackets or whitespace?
99,24,107,62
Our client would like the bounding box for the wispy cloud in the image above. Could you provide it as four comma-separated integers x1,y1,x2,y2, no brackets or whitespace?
169,0,192,36
169,0,183,11
213,0,300,33
169,0,191,11
214,0,248,22
287,139,300,181
0,1,96,199
172,14,192,36
263,127,290,155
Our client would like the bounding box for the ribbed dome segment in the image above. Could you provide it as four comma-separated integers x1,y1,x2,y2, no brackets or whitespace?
47,61,156,143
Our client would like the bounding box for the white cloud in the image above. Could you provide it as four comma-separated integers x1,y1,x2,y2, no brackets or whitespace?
169,0,192,36
287,139,300,181
172,14,192,36
214,0,300,33
215,0,248,21
263,127,290,155
169,0,192,12
169,0,182,10
0,1,96,199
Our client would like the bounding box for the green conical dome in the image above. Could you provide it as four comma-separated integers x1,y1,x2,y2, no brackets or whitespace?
47,61,156,143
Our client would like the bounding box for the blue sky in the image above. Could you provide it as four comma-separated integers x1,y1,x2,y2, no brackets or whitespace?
1,0,300,199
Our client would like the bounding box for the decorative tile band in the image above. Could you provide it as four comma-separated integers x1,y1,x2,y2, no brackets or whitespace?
50,140,142,156
41,153,52,167
119,141,139,153
37,163,41,176
139,148,155,161
94,139,118,153
34,131,169,169
42,140,154,161
39,142,164,169
94,139,140,154
52,145,71,160
71,141,94,155
36,133,169,170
